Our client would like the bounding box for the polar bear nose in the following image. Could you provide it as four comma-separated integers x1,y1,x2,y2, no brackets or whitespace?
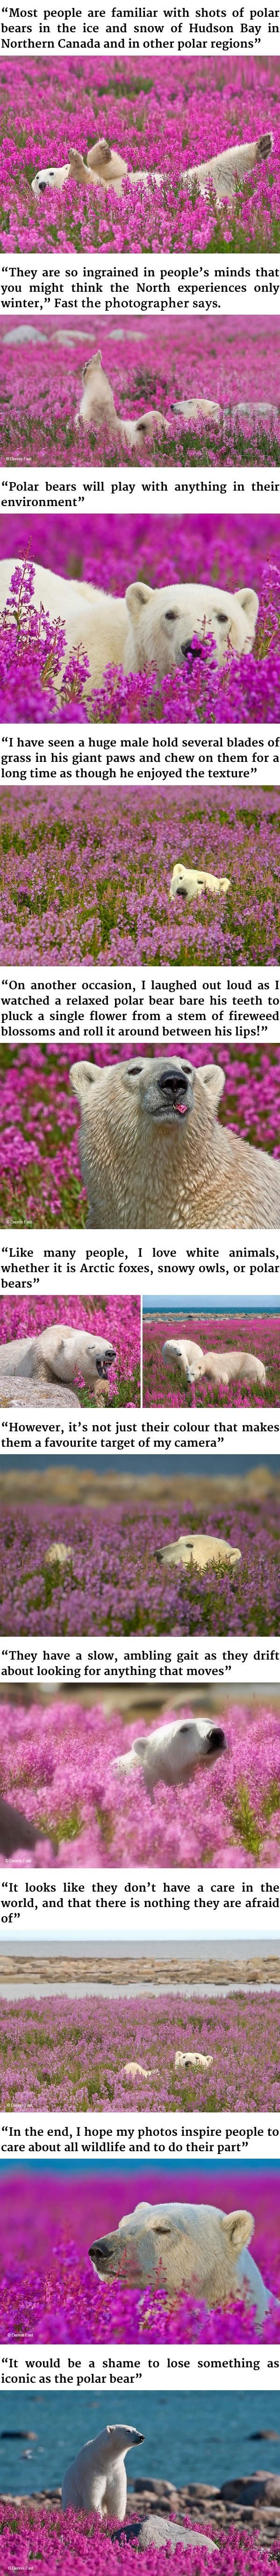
157,1067,191,1100
89,2236,111,2261
207,1727,226,1754
180,640,202,659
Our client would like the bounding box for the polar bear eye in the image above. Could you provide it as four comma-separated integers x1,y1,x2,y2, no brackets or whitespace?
127,1063,143,1077
165,609,178,623
215,612,228,625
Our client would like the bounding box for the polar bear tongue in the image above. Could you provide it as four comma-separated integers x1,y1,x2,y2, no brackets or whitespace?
175,1101,188,1116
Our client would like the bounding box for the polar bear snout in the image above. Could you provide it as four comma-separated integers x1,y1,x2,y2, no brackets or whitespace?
204,1725,226,1760
180,639,202,661
89,2235,118,2276
152,1062,194,1121
257,131,273,159
96,1344,116,1378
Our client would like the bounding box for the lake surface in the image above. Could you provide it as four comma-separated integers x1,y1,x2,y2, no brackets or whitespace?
0,2387,280,2498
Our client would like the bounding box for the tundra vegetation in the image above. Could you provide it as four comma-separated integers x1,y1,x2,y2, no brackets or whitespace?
1,1689,280,1861
0,1039,279,1228
0,1484,279,1637
0,784,279,970
143,1313,280,1410
1,316,280,468
0,55,279,254
0,513,280,723
0,2161,279,2342
0,1987,279,2112
0,2518,277,2576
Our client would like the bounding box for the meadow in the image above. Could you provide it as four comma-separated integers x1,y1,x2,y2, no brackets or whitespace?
1,315,280,467
143,1312,280,1410
0,1293,141,1409
0,2160,279,2344
1,784,280,970
0,1038,279,1228
0,2518,278,2576
0,1985,280,2111
1,1689,280,1862
1,511,280,723
0,1479,279,1639
0,56,279,255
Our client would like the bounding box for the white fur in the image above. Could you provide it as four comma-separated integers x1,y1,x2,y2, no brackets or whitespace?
123,2061,152,2078
163,1337,205,1384
32,130,273,206
43,1542,72,1571
175,2052,213,2069
170,865,230,901
0,1326,115,1390
0,562,259,698
158,1533,241,1571
88,2199,276,2323
162,1337,266,1390
113,1714,226,1799
62,2421,144,2514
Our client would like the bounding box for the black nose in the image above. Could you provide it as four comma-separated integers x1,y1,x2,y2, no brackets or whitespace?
158,1067,189,1093
258,132,272,156
181,641,202,660
89,2238,110,2258
208,1728,226,1752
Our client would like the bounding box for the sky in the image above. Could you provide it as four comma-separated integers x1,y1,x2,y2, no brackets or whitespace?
144,1297,280,1316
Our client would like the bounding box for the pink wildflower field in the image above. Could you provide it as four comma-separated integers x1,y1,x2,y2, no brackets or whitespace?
1,316,280,469
0,56,279,256
1,1689,280,1861
0,2519,277,2576
1,513,280,724
0,1461,279,1638
0,1039,279,1229
1,1983,280,2111
143,1312,280,1411
0,1294,140,1409
0,2160,279,2344
1,785,280,971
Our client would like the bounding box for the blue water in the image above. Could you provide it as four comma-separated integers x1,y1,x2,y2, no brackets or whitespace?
0,2389,280,2499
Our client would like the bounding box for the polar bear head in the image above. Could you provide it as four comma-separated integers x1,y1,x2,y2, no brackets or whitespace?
89,2200,255,2304
123,580,259,675
39,1326,116,1386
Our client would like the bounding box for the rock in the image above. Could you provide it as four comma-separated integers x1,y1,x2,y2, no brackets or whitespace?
0,1378,79,1410
3,325,41,342
221,2477,280,2505
132,2515,218,2554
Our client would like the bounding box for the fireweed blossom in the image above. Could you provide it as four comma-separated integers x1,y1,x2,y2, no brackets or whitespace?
0,2520,278,2576
0,1038,279,1229
0,2161,280,2342
0,55,280,253
143,1313,280,1411
0,1295,141,1408
1,1987,280,2111
0,519,280,722
0,315,280,468
0,784,280,971
1,1692,280,1860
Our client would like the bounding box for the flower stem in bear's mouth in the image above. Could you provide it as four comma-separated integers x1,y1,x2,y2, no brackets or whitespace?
175,1101,188,1115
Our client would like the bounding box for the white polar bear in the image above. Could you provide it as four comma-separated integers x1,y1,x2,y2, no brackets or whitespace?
75,352,168,448
170,865,230,901
0,1326,116,1397
32,129,273,206
162,1337,205,1384
175,2051,213,2070
0,562,259,698
122,2060,152,2078
88,2199,277,2324
113,1714,226,1799
194,1347,266,1390
157,1533,241,1573
62,2421,144,2514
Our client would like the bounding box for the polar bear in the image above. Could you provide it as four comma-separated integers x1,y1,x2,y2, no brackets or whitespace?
32,128,273,206
69,1055,280,1230
195,1347,266,1389
0,561,259,697
0,1326,116,1399
175,2052,213,2069
156,1533,241,1573
162,1336,205,1383
62,2421,144,2514
75,352,168,447
113,1714,226,1798
88,2199,277,2324
170,865,230,900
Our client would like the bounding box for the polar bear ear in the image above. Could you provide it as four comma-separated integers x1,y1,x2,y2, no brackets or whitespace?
236,586,259,637
125,582,153,622
70,1061,100,1099
196,1063,225,1111
222,2209,254,2250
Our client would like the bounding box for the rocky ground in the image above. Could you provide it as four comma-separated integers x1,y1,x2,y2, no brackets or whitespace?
0,1955,279,1985
4,2480,280,2540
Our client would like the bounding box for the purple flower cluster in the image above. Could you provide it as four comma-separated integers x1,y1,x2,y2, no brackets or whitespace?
1,1038,279,1228
0,1293,140,1408
0,520,280,723
0,2513,277,2576
1,1986,280,2111
143,1312,280,1411
1,314,280,467
0,55,280,254
1,784,280,969
1,1691,280,1863
0,2161,280,2343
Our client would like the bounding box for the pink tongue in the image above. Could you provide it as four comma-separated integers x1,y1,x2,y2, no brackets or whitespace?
176,1101,187,1115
